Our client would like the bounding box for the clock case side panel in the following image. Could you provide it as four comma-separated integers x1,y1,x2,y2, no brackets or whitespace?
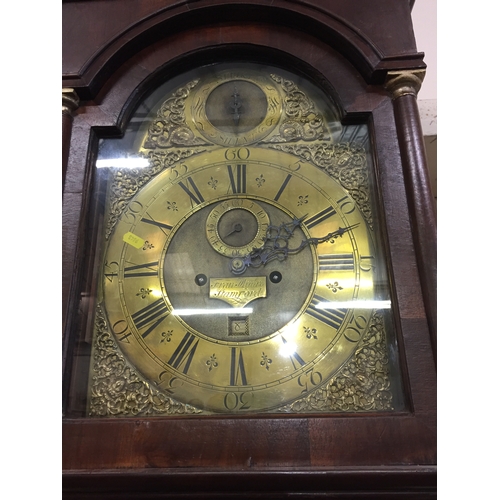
366,104,435,420
62,20,436,491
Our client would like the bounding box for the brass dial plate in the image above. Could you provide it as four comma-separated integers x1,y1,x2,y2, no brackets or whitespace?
101,148,378,413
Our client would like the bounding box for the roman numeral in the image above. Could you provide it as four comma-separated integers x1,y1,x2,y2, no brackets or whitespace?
131,298,170,338
306,295,347,330
167,331,199,375
141,216,173,234
178,176,204,205
229,347,248,386
281,336,306,371
304,206,337,229
123,261,158,278
274,173,292,201
318,253,354,271
227,164,246,193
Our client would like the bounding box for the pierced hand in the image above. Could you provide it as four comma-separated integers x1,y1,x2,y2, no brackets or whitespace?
230,217,360,275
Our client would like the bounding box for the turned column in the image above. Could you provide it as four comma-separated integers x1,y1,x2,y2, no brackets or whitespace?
384,70,437,362
62,88,80,190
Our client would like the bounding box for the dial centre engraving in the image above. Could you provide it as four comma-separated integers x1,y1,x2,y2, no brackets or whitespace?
165,198,314,342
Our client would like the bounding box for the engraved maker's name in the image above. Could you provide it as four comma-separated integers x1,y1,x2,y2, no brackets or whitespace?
209,276,267,307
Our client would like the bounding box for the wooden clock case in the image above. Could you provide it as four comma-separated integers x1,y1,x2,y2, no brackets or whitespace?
62,1,436,497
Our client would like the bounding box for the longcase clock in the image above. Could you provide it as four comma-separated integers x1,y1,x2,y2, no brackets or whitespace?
62,1,436,498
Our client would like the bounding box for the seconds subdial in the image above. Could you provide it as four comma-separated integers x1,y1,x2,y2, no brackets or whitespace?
205,199,270,257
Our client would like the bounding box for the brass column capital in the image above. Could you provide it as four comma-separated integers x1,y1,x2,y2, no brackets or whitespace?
62,88,80,115
384,69,426,99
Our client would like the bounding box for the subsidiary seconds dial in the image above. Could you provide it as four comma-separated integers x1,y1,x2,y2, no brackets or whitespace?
205,198,270,257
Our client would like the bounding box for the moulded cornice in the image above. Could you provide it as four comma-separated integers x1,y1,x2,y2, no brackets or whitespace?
62,0,425,101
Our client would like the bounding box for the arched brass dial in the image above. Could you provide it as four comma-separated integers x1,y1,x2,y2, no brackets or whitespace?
91,62,400,417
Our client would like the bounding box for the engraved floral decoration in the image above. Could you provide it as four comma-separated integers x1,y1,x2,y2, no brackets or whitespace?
255,174,265,187
260,352,273,371
160,330,173,343
89,304,202,417
208,176,218,190
297,195,308,206
206,354,219,372
166,201,178,211
277,311,394,413
326,282,343,293
143,80,208,150
142,241,154,250
304,326,318,340
136,287,153,299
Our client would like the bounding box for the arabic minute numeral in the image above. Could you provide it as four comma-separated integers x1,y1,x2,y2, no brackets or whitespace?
360,255,375,272
112,319,132,343
104,261,119,282
343,314,368,343
223,391,252,411
336,195,356,214
298,368,323,395
224,147,250,161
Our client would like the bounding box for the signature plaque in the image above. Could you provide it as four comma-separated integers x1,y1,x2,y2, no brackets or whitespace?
209,276,267,307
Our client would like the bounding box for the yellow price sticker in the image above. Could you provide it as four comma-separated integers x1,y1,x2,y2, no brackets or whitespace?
123,232,144,249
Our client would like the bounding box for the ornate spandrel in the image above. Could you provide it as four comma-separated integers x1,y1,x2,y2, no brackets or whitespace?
277,311,394,413
105,147,207,239
89,304,202,417
262,74,329,143
142,80,210,149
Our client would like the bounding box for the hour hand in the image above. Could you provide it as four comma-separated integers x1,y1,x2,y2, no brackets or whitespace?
229,219,360,275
